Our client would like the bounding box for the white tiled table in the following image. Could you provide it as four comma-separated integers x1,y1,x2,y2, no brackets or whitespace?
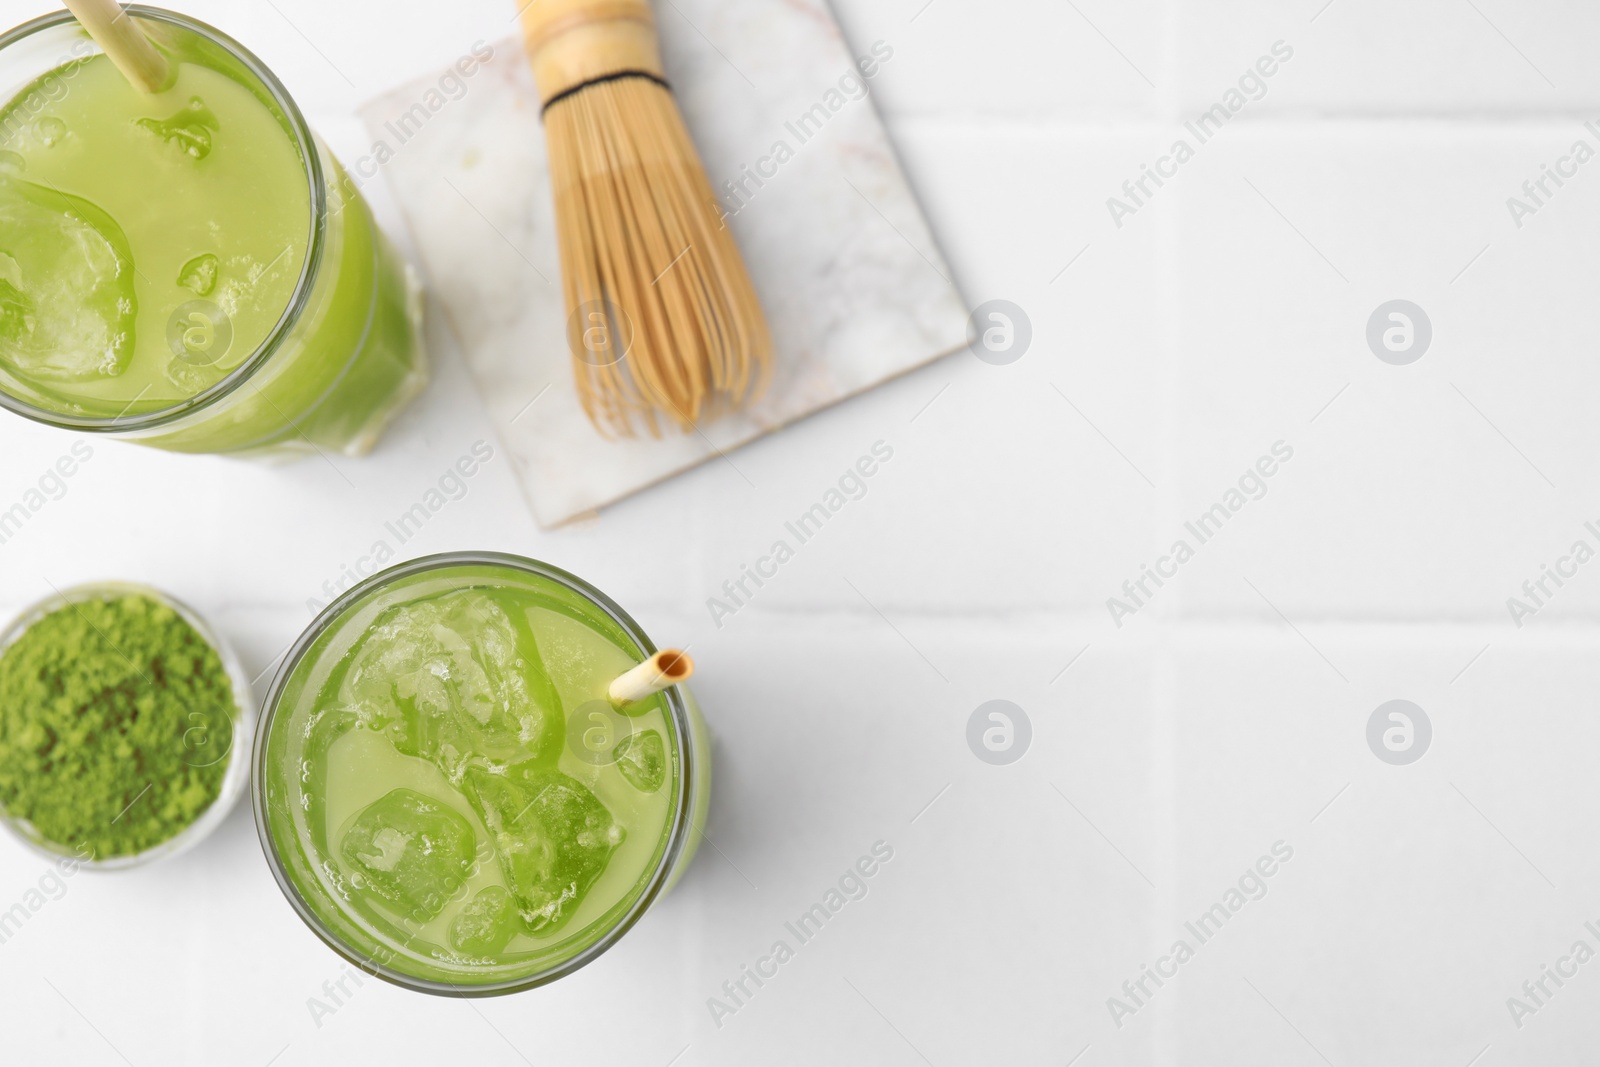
2,2,1597,1064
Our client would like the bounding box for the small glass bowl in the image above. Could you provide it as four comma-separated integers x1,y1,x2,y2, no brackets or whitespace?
0,581,256,869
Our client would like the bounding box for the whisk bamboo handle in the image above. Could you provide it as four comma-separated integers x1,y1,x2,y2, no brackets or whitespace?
518,0,666,106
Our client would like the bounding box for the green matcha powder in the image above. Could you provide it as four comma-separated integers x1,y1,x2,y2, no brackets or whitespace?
0,593,237,859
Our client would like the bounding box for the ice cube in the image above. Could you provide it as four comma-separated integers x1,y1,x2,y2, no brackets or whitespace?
339,788,476,922
448,885,518,957
613,730,665,793
0,179,136,381
342,591,562,782
464,762,624,935
35,118,64,147
164,357,211,393
134,97,219,160
177,253,218,296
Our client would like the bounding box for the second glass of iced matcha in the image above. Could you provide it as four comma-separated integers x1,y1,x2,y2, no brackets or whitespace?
0,7,425,454
254,553,711,994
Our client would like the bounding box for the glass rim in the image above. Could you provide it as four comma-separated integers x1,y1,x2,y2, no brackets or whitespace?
0,5,328,434
251,551,700,997
0,580,257,870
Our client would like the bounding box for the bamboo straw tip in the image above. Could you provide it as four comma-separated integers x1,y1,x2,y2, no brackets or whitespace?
653,648,693,681
608,647,695,706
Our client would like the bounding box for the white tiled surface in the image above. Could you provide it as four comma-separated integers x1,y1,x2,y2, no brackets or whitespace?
3,1,1600,1065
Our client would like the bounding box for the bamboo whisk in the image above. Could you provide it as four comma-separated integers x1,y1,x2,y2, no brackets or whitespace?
518,0,771,438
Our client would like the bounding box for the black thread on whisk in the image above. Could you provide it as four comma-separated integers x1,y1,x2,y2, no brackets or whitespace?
541,70,672,116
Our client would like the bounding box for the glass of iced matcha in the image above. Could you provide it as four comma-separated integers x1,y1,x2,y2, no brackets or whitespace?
253,553,711,994
0,8,426,455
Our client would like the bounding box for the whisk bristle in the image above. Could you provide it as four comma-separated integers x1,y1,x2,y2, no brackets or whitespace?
543,74,771,438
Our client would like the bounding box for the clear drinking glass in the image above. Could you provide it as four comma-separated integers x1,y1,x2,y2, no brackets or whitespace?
0,7,426,455
254,552,711,995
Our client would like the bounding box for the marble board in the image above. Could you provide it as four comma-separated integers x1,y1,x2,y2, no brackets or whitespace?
359,0,969,527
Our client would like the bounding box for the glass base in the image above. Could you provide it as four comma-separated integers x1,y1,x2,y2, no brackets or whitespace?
224,261,430,462
337,263,430,458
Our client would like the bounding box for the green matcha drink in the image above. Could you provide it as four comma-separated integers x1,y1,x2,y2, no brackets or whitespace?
255,553,710,994
0,9,425,454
